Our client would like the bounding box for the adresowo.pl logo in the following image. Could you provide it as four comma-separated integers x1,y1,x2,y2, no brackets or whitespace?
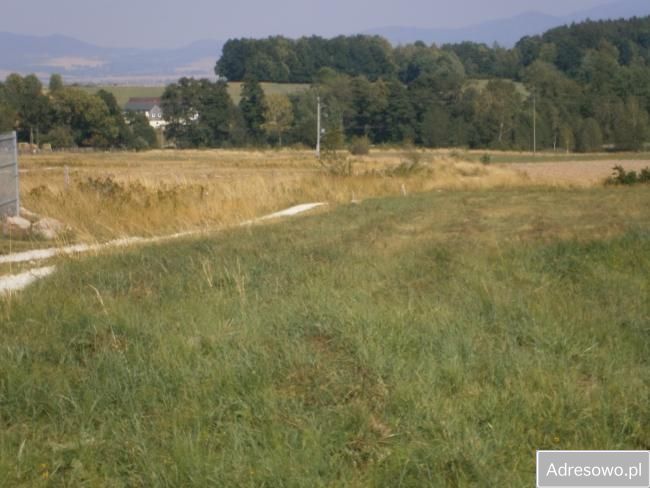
537,451,650,488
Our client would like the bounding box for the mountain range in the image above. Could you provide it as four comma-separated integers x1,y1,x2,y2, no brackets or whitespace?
0,33,223,84
1,0,649,84
366,0,650,46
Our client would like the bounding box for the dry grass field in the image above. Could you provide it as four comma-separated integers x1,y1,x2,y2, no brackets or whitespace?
12,149,528,245
508,159,650,185
1,147,647,257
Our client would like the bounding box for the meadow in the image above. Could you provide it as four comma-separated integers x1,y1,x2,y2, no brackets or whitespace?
77,83,309,107
4,149,528,252
0,149,648,485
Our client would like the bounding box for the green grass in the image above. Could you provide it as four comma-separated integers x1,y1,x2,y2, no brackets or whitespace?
1,187,649,486
76,85,165,107
78,83,308,107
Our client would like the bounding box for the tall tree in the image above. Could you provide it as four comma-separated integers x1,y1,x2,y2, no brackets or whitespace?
161,78,236,148
48,88,117,147
614,97,649,151
262,94,294,146
199,80,237,146
4,74,50,144
125,111,159,150
239,77,267,143
472,80,522,148
96,89,129,147
48,74,64,93
383,80,416,143
0,82,16,132
576,118,603,152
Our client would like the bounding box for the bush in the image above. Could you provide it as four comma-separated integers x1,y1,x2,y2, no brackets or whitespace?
131,136,150,152
480,153,492,165
640,167,650,183
386,150,425,176
318,152,353,176
44,126,75,149
606,165,650,185
348,136,370,155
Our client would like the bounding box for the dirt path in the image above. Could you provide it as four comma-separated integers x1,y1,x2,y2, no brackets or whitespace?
509,160,648,185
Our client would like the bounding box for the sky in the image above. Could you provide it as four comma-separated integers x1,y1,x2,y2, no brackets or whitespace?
0,0,613,49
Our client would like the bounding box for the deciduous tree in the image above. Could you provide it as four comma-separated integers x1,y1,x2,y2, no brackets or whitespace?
262,94,293,146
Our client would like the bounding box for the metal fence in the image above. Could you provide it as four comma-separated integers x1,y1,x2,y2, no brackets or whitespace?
0,132,19,217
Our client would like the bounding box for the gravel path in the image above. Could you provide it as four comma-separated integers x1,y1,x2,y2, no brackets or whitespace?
0,266,56,294
0,202,327,294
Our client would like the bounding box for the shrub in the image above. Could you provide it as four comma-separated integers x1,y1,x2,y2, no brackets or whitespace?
480,153,492,165
44,127,75,149
386,150,426,176
606,165,650,185
349,136,370,155
640,167,650,183
78,176,126,198
318,152,353,176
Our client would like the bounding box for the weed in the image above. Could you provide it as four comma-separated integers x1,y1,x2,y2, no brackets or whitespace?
349,136,371,156
319,151,354,176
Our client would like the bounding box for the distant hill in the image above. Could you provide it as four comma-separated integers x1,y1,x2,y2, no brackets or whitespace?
0,33,223,84
365,0,650,46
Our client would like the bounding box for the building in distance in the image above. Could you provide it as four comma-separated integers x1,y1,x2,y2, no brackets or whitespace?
124,97,166,129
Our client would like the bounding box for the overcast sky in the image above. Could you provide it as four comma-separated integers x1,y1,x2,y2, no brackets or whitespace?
1,0,612,48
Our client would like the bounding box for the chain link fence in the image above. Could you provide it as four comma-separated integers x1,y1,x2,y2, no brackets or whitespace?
0,132,19,217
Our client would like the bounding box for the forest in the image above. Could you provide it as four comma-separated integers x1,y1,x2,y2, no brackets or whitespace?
169,16,650,151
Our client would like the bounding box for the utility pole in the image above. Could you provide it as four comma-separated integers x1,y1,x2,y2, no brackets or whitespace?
316,96,321,159
532,90,537,155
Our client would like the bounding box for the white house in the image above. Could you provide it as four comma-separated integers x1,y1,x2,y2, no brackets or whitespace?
124,97,167,129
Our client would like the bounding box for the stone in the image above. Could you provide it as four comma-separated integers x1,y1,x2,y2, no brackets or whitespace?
20,207,41,223
2,216,32,239
32,217,65,240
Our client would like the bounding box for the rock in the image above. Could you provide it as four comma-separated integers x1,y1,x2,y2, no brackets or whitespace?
32,217,65,240
2,216,32,239
20,207,41,223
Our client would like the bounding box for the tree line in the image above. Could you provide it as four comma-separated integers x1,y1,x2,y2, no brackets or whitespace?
217,17,650,86
0,74,158,149
162,16,650,151
217,35,397,83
